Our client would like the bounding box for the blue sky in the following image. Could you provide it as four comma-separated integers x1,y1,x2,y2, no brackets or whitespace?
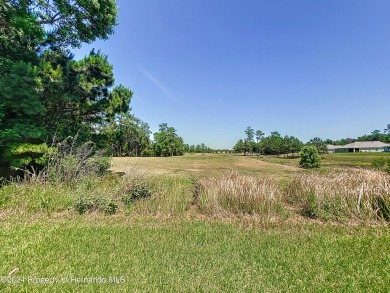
74,0,390,149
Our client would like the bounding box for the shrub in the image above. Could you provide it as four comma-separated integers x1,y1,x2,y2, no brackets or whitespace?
86,157,111,176
103,199,118,215
43,136,111,183
384,160,390,174
372,157,386,169
123,180,152,206
371,157,390,174
299,146,321,169
73,195,119,215
74,196,91,214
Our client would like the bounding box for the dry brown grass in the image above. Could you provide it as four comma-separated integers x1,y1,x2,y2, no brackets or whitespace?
110,154,298,180
195,171,284,220
287,168,390,222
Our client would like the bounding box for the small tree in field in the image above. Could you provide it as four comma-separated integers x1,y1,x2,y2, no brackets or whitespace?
299,146,321,169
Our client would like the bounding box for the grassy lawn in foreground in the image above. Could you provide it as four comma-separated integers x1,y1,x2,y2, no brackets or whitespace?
1,154,389,292
1,218,389,292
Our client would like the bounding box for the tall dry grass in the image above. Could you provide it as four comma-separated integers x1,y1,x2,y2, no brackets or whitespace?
128,175,193,216
195,171,283,218
287,168,390,222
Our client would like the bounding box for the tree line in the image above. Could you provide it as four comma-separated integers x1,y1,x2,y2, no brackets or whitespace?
233,127,303,156
233,125,390,157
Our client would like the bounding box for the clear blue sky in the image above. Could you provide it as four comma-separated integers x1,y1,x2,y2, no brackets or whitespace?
74,0,390,149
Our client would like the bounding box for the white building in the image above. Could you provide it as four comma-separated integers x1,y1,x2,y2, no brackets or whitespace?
327,144,337,153
327,141,390,153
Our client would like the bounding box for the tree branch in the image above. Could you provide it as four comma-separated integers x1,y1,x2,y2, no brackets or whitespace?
38,13,65,25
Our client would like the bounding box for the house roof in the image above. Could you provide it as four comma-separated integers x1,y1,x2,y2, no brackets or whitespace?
327,144,337,150
335,141,390,149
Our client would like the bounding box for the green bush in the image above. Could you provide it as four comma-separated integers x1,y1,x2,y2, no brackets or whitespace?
103,199,118,215
74,196,91,214
385,159,390,173
73,195,119,215
371,157,390,174
86,157,111,176
123,181,151,206
299,146,321,169
371,157,385,169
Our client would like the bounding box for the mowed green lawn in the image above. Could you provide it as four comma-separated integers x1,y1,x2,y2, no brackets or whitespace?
1,154,389,292
1,218,389,292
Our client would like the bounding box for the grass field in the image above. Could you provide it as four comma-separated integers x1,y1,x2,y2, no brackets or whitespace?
1,153,389,292
261,151,390,168
110,153,298,179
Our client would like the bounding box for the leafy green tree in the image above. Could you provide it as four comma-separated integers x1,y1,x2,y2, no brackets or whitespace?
255,130,264,155
384,124,390,135
0,2,45,65
39,49,132,139
262,131,283,155
289,136,303,156
0,0,125,177
153,123,185,157
100,114,151,157
0,61,47,174
233,139,245,154
299,146,321,169
244,126,255,155
308,137,327,154
22,0,118,48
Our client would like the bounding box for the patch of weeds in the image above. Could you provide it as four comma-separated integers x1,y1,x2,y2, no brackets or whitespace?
384,159,390,173
39,195,52,214
320,197,345,221
123,181,152,206
74,196,91,214
303,192,319,219
103,199,118,215
371,157,385,169
374,197,390,221
0,187,12,208
73,196,119,215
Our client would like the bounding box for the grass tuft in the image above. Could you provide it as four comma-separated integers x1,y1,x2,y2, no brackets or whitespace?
287,168,390,222
196,171,284,219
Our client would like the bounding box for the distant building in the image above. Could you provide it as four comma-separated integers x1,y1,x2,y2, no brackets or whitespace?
327,141,390,153
327,144,337,153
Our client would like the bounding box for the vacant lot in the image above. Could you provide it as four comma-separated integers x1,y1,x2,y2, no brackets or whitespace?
110,153,298,179
1,154,389,292
261,152,390,168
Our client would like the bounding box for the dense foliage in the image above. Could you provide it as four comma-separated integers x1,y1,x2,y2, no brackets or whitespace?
299,146,321,169
233,127,303,156
0,1,131,177
153,123,185,157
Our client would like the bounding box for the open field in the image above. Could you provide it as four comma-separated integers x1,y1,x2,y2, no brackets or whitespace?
322,152,390,167
260,152,390,168
110,153,298,180
1,154,390,292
